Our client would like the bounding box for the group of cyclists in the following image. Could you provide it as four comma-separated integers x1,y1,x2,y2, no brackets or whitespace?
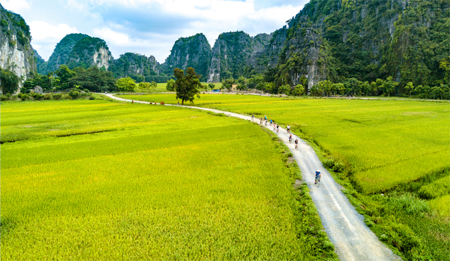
251,114,322,186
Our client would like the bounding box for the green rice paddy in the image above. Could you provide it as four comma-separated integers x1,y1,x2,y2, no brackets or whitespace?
1,100,334,260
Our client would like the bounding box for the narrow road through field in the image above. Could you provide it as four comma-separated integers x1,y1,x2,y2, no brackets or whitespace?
107,94,401,261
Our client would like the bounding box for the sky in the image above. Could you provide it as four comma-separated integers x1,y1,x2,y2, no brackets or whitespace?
2,0,308,63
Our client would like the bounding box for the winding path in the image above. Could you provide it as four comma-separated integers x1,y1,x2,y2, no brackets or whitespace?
107,94,401,261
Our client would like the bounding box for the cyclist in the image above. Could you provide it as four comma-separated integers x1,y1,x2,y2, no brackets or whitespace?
287,125,291,133
294,139,298,149
315,170,321,184
289,134,292,143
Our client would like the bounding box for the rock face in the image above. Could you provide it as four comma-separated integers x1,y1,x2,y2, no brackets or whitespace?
207,31,271,82
109,52,161,81
38,34,113,74
163,33,211,81
0,3,36,90
38,33,88,74
269,0,450,90
66,36,113,70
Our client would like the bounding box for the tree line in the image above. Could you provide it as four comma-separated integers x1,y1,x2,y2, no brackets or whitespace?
0,65,160,95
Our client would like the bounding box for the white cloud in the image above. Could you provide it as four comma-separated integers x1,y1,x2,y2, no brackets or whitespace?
2,0,31,12
29,21,79,42
29,21,79,60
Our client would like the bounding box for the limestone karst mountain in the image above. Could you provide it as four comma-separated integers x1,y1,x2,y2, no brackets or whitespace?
0,3,36,90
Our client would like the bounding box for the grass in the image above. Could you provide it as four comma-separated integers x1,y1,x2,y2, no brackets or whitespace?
418,175,450,199
119,94,450,193
117,93,450,260
1,100,336,260
430,195,450,217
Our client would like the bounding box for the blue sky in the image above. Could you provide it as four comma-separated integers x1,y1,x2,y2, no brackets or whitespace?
2,0,307,63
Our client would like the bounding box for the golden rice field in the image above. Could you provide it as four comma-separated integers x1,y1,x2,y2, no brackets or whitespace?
1,100,335,260
121,94,450,194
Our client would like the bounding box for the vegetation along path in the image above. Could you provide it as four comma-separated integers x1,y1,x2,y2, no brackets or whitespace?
107,94,401,261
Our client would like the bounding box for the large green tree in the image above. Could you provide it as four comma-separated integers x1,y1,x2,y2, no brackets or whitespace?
117,77,136,92
69,67,116,92
174,67,201,105
0,69,20,94
56,65,76,89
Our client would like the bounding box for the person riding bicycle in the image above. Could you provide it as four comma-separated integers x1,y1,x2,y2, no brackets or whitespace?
315,170,321,184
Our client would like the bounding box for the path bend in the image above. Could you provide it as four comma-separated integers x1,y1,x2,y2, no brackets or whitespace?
107,94,401,261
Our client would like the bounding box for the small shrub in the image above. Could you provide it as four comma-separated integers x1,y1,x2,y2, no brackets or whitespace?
43,93,53,100
1,94,10,101
89,96,96,100
62,94,72,100
83,89,90,93
380,234,388,241
30,93,44,100
18,93,28,101
69,90,79,99
323,158,335,169
53,93,62,100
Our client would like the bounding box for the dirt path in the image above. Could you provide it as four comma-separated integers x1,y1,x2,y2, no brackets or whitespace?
107,94,401,261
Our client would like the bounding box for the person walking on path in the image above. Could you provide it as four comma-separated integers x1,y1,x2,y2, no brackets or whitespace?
260,118,263,124
289,134,292,143
276,125,280,134
264,115,267,121
273,121,276,130
252,114,255,121
287,125,291,133
270,119,273,125
295,139,299,149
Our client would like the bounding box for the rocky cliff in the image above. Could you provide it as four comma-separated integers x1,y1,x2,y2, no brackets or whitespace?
38,34,113,74
38,33,88,74
270,0,450,89
0,3,36,89
109,52,161,82
66,36,113,70
163,33,211,81
207,31,271,82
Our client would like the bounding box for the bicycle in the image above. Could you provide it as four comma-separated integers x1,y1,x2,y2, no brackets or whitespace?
315,170,321,187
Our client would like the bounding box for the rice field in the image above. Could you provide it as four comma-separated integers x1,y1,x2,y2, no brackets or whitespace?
1,100,334,260
120,94,450,194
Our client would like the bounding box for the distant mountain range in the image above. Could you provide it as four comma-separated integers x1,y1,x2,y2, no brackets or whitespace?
1,0,448,91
